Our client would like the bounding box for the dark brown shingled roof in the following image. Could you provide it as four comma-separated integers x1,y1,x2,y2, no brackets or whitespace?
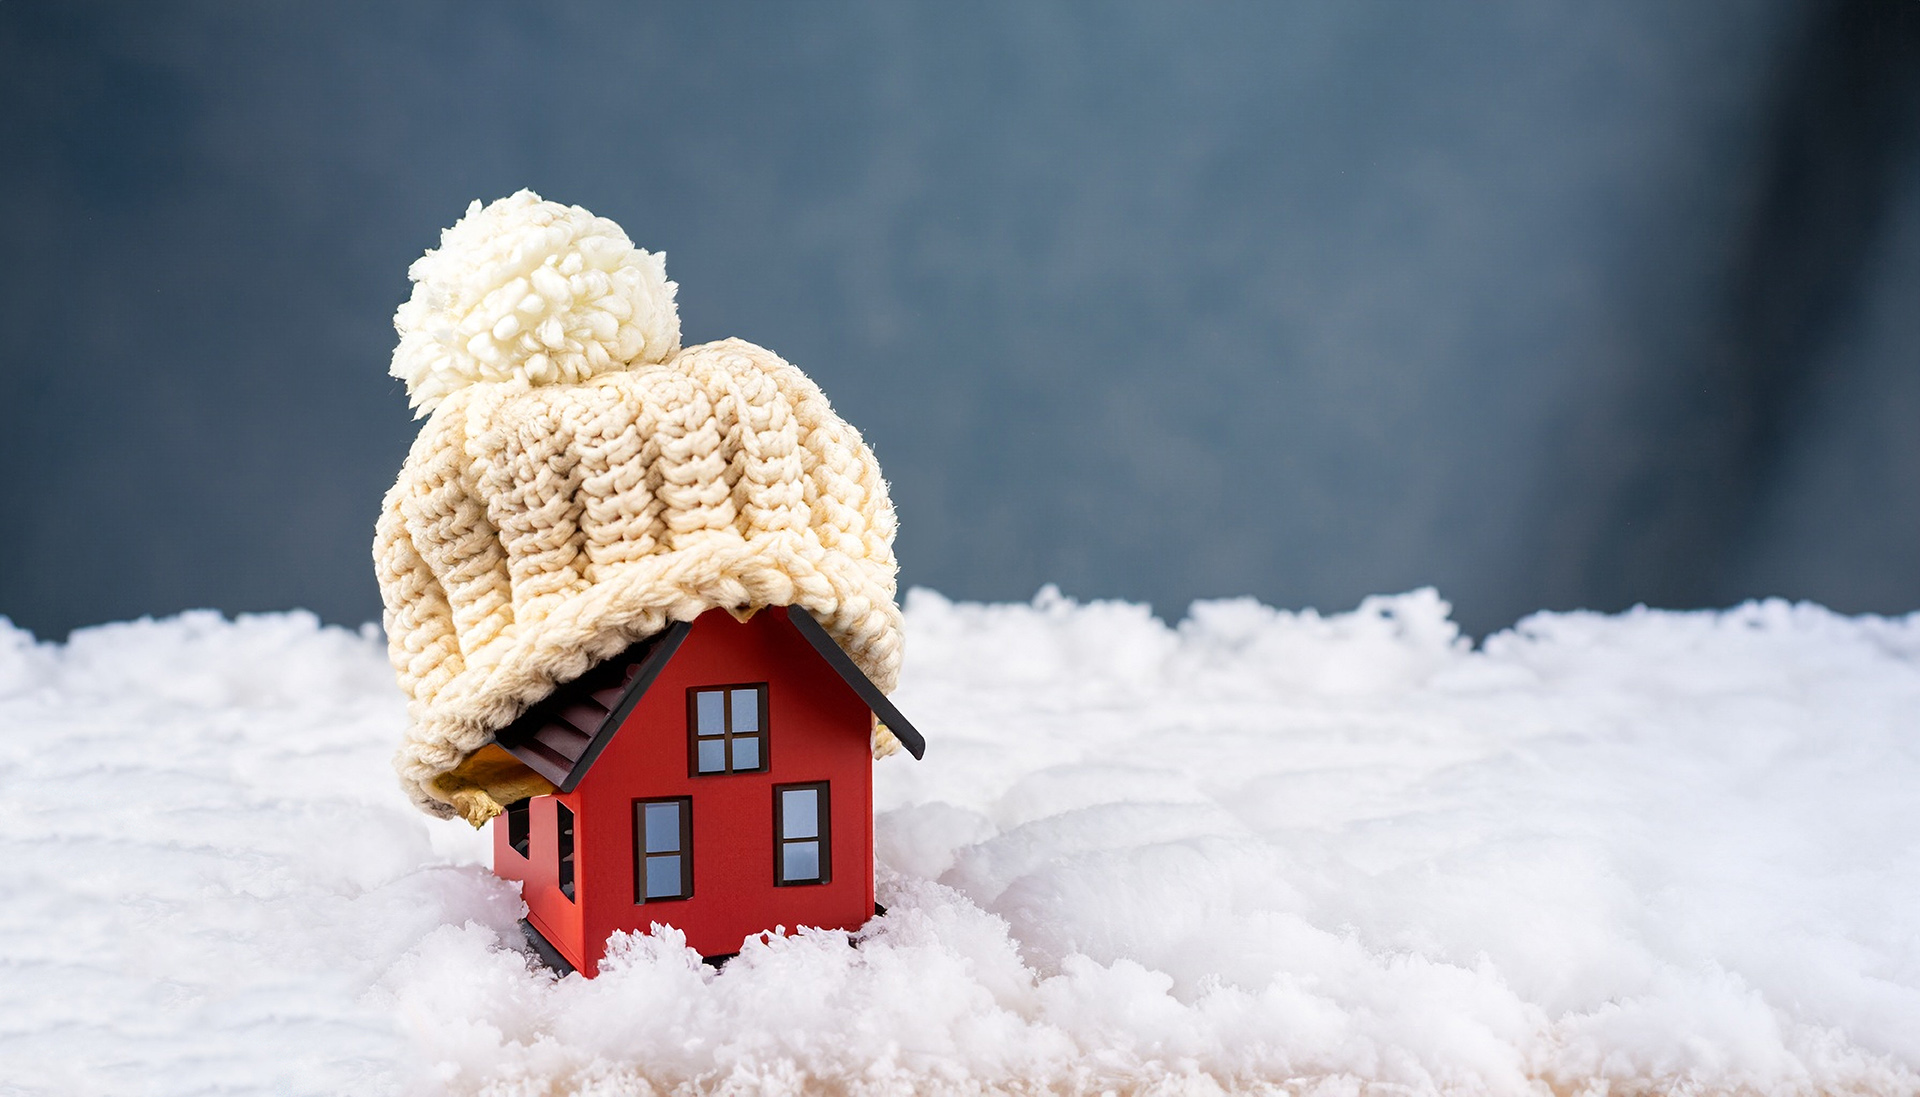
493,621,692,792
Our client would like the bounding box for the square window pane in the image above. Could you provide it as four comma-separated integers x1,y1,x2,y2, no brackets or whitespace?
644,803,681,852
646,854,683,899
730,689,760,732
695,690,726,734
783,840,820,883
696,738,727,773
731,736,760,771
781,789,818,839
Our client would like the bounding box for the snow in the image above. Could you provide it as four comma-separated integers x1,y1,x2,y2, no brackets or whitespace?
2,590,1918,1096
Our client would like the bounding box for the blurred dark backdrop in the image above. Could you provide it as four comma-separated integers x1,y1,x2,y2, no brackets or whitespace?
3,1,1917,639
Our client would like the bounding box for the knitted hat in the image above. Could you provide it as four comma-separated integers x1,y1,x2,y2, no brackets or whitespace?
374,192,903,818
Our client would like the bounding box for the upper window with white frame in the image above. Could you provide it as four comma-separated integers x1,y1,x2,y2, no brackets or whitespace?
689,684,768,775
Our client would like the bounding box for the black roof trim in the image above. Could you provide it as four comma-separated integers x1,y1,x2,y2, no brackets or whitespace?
496,621,691,792
784,607,927,760
496,608,923,788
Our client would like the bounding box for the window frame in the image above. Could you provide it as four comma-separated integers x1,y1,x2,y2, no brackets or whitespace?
772,781,831,887
632,796,694,904
556,802,576,902
505,798,531,858
686,682,770,777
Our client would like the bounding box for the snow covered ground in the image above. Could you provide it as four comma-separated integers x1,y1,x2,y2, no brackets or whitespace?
2,589,1917,1096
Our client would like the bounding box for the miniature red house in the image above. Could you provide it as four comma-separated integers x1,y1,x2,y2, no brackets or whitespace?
488,604,925,975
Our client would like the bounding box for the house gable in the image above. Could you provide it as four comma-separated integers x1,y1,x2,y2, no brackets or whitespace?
494,607,923,786
578,607,880,965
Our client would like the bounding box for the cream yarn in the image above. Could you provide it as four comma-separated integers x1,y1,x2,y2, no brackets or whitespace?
391,190,681,416
375,194,902,817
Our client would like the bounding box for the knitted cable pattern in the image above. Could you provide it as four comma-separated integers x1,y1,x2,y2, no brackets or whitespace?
376,338,903,816
374,192,901,818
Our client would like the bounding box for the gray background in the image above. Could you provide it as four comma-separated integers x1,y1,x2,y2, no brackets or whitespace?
3,1,1917,639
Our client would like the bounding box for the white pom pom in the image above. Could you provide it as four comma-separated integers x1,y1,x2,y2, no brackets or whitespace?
390,190,681,415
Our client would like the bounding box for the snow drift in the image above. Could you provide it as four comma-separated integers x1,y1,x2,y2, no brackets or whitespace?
1,589,1916,1095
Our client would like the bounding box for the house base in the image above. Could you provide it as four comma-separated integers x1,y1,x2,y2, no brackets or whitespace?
517,917,736,975
519,904,892,977
519,918,576,976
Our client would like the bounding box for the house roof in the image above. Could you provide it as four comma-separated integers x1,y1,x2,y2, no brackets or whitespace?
493,622,691,791
784,608,927,760
494,607,925,793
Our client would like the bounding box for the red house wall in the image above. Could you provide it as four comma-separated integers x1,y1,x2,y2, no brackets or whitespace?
492,607,876,975
493,793,581,957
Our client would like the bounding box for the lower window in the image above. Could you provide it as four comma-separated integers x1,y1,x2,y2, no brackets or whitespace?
634,798,692,902
774,782,830,886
